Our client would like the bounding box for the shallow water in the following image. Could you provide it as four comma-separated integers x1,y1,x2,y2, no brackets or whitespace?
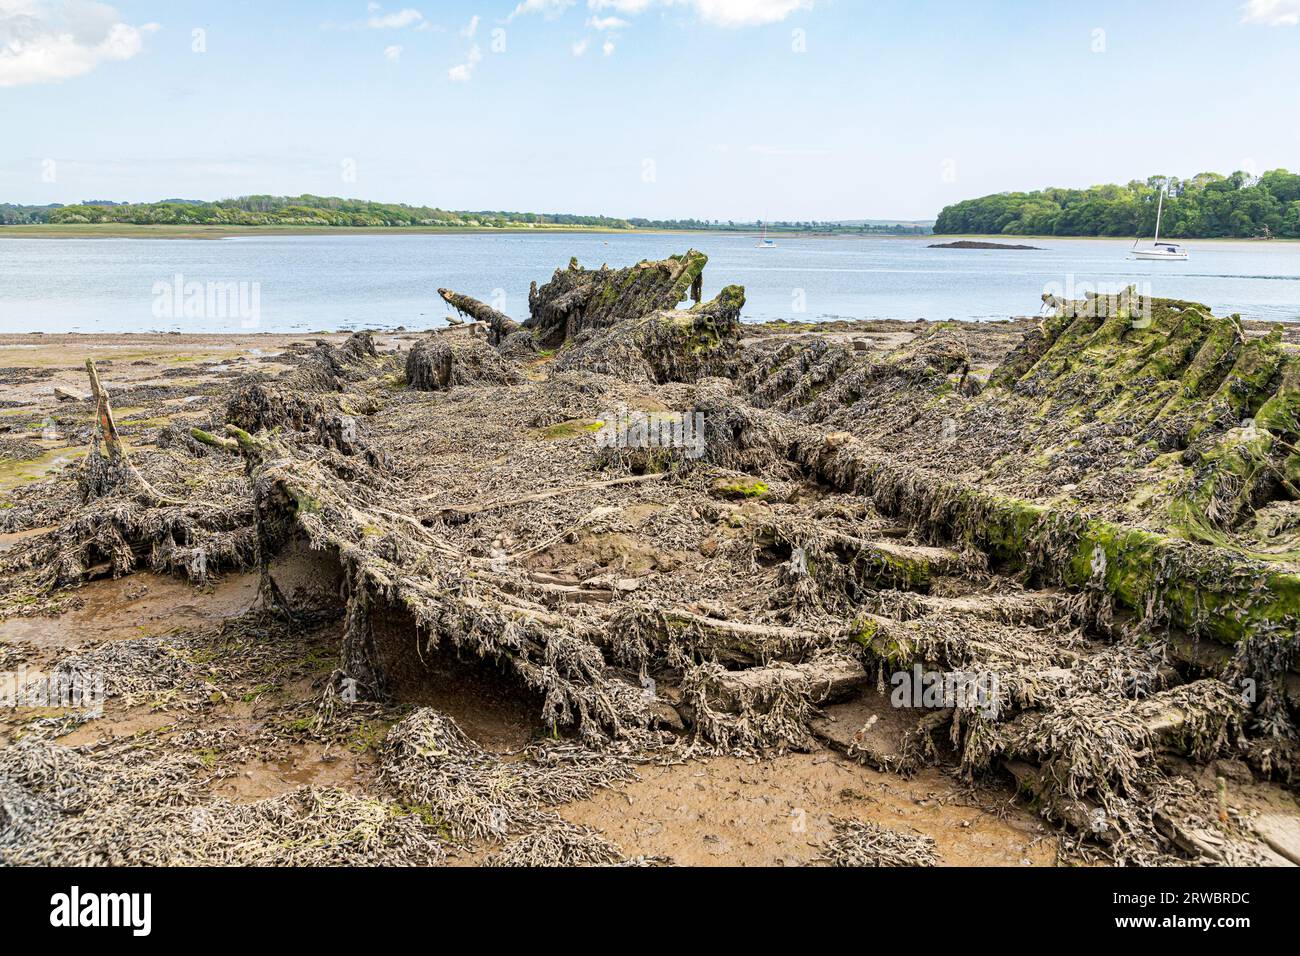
1,232,1297,333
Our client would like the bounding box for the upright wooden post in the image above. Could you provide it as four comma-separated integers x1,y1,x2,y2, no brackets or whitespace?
85,359,123,462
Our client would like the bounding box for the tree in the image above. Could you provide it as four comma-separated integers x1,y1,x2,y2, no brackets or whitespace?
933,170,1300,239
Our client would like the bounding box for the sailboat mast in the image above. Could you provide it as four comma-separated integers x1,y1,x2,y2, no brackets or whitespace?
1154,187,1165,245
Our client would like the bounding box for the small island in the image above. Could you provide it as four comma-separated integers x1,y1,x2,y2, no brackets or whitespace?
929,240,1042,250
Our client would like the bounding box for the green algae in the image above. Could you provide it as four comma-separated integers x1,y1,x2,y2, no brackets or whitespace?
535,419,603,440
711,477,770,499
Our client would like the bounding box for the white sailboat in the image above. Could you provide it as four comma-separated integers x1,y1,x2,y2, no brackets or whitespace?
757,221,776,249
1130,186,1188,261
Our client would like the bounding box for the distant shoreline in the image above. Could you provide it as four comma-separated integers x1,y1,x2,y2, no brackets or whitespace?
3,223,1295,243
0,223,926,241
0,223,933,241
0,223,637,240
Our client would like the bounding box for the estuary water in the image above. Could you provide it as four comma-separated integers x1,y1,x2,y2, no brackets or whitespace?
1,232,1297,334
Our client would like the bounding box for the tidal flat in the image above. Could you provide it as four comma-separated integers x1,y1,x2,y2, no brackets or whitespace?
2,252,1298,867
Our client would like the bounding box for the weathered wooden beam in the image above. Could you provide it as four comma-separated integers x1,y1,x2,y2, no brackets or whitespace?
794,429,1300,647
85,359,123,462
437,288,521,343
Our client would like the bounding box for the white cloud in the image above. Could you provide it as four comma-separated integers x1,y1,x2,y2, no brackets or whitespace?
588,0,655,13
508,0,575,22
448,42,482,81
384,44,402,61
1242,0,1300,24
448,16,483,81
587,15,627,29
587,0,811,27
602,38,615,55
682,0,812,27
571,37,589,55
0,1,157,87
366,6,424,29
322,5,433,31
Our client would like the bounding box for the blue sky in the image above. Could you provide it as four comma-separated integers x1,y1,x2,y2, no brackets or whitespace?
1,0,1298,220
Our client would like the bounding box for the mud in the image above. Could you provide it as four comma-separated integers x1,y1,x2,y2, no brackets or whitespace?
0,571,257,656
559,754,1053,867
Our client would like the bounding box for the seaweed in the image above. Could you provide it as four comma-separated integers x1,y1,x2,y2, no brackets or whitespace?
3,255,1296,868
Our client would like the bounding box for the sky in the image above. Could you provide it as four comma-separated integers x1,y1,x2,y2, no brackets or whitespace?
1,0,1298,221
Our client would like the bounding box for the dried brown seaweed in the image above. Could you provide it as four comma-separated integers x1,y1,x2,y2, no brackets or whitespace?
817,818,939,867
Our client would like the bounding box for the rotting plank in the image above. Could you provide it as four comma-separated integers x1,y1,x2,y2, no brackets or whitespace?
793,430,1300,647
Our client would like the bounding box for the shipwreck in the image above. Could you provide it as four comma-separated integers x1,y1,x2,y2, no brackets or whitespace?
1,250,1298,866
